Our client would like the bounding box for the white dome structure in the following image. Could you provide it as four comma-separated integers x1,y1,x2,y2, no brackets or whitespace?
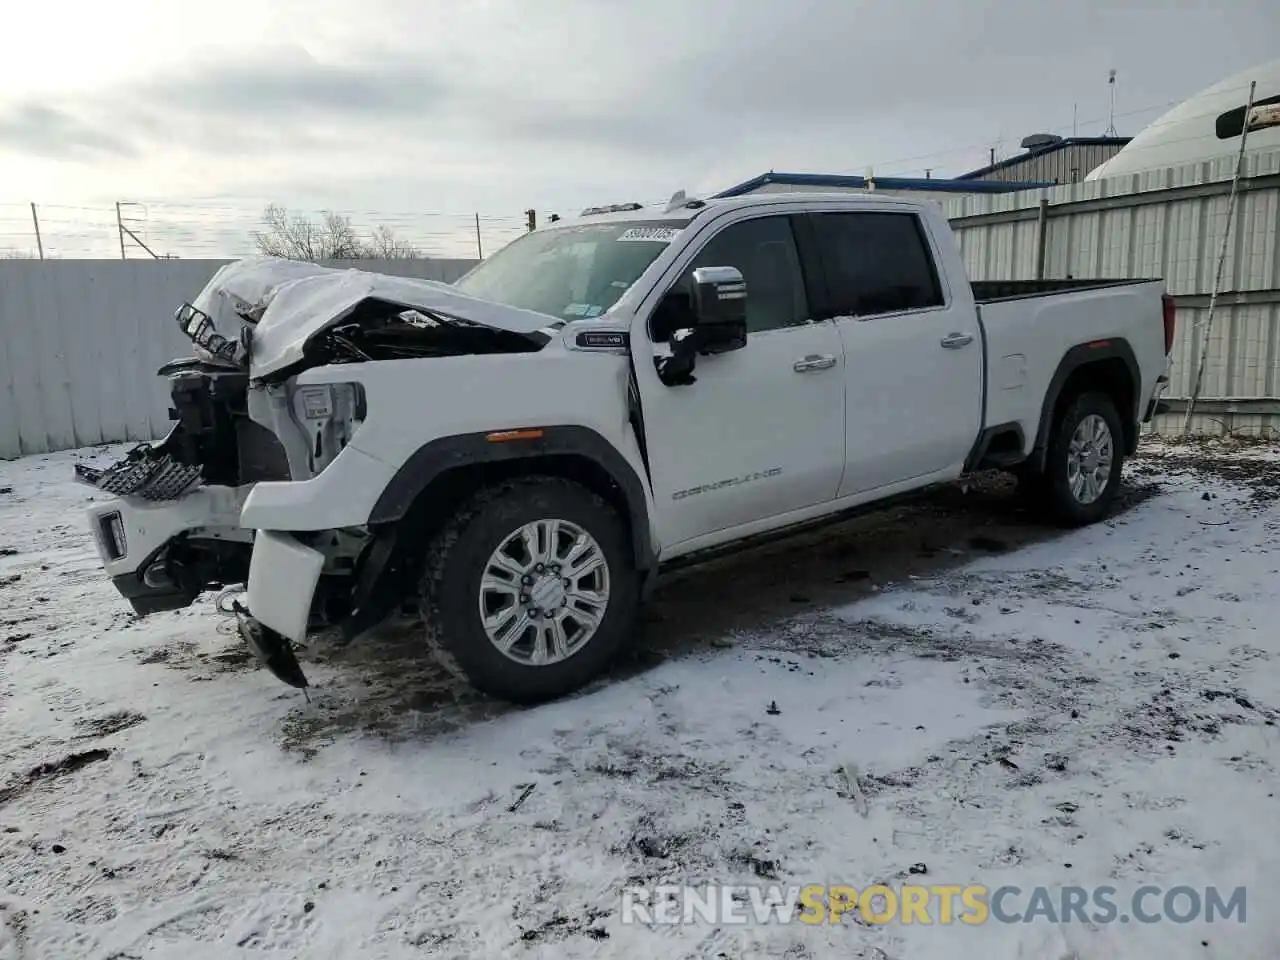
1086,59,1280,180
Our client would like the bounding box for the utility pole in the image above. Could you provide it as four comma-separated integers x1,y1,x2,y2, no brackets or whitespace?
474,213,483,259
30,203,44,260
115,201,163,259
116,201,127,260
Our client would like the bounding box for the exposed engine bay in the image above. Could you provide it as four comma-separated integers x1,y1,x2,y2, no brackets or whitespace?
77,259,553,501
307,301,547,368
75,258,557,639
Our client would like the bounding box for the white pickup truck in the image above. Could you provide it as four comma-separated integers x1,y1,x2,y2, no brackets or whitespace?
79,191,1175,702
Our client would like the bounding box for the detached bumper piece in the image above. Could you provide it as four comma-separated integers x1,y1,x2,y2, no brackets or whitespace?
233,602,309,689
75,443,202,501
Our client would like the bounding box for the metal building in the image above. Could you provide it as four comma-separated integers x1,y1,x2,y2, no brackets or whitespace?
957,136,1131,185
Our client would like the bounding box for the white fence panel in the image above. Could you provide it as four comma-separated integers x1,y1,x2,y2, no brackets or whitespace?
0,257,476,459
946,146,1280,436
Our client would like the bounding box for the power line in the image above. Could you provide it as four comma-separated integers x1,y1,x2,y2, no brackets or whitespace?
0,199,529,259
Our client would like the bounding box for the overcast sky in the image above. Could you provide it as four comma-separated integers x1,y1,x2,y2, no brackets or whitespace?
0,0,1276,255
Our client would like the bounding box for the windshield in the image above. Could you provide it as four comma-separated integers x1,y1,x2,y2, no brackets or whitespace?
454,220,689,321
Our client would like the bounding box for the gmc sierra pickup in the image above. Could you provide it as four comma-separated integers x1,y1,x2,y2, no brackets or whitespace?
78,191,1175,703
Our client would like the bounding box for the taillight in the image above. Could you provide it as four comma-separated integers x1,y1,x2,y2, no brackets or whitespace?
1161,294,1177,355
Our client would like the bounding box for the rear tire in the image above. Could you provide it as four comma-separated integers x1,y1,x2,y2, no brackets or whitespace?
419,476,638,704
1039,391,1125,527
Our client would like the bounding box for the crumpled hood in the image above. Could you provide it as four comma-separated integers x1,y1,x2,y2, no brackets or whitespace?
189,257,558,379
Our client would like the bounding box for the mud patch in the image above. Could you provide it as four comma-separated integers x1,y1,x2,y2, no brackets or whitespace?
752,614,1069,673
135,641,196,666
621,813,704,866
1130,442,1280,506
74,711,146,740
275,641,508,759
516,907,610,944
619,472,1161,679
135,634,257,676
0,748,110,806
571,735,734,789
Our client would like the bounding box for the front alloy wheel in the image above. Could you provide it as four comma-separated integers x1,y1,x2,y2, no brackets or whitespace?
419,476,639,704
479,519,611,666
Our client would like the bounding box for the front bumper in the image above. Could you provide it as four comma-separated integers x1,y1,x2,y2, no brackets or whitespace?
87,485,249,574
87,485,250,614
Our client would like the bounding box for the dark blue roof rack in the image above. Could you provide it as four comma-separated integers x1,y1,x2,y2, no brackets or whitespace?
713,171,1055,199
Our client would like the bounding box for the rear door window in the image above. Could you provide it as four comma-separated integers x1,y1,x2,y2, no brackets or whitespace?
811,212,944,318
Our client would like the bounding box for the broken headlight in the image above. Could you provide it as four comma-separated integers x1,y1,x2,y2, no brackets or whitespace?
174,302,249,367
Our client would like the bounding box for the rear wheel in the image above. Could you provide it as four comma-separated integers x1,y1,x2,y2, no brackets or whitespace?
1039,391,1125,526
419,477,638,703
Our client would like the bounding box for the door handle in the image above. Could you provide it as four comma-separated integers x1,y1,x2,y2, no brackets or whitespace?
940,332,975,349
793,354,838,372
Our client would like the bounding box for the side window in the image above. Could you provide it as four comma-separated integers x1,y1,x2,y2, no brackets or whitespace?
813,212,944,317
651,215,810,340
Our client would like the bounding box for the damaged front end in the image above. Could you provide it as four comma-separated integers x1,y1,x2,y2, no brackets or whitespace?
79,257,553,690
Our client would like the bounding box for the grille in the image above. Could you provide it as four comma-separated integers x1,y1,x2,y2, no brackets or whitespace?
75,451,203,501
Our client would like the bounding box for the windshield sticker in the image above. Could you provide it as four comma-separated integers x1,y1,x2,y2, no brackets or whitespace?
616,226,681,243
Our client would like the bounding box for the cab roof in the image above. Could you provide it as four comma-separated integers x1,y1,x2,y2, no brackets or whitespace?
543,190,923,231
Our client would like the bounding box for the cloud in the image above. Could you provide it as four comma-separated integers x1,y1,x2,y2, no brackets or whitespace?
151,48,451,121
0,104,137,160
0,0,1276,248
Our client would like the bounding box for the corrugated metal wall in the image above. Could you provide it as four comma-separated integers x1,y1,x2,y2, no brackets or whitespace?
945,146,1280,436
971,143,1128,184
0,257,476,459
5,153,1280,458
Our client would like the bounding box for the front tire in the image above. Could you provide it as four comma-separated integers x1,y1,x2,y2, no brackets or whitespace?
1041,391,1125,527
419,477,638,704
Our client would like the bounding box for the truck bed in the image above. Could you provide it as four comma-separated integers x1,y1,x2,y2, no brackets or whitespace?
973,277,1169,461
971,278,1162,303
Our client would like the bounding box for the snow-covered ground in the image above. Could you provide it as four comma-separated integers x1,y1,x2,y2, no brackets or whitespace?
2,439,1279,959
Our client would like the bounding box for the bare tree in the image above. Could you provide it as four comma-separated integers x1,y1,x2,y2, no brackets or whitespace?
365,224,420,259
251,204,420,261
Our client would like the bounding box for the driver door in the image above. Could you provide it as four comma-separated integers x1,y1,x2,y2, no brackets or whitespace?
631,213,847,551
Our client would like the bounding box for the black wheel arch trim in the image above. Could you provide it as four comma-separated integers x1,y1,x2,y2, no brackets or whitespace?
964,421,1027,472
1031,338,1141,471
367,425,657,571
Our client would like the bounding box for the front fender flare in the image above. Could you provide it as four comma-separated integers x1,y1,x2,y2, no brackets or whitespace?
367,425,657,571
